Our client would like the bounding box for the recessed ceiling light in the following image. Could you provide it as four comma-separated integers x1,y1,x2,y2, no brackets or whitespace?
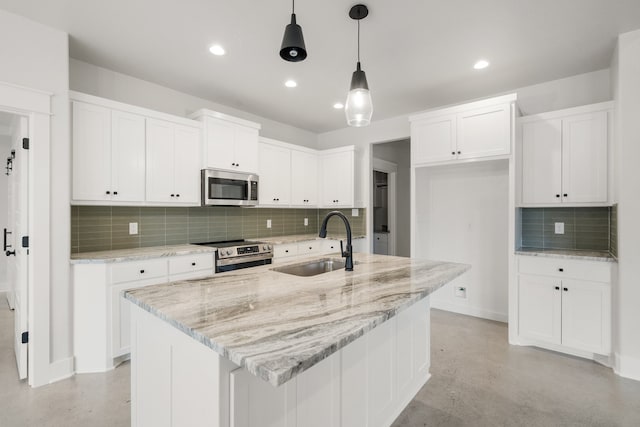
333,102,344,109
474,59,490,70
285,80,297,88
209,45,226,56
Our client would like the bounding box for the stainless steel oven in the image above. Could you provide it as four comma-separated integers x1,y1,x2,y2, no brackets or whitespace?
194,240,273,273
201,169,259,206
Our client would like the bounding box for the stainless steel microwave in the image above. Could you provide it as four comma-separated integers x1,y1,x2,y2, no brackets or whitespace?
201,169,259,206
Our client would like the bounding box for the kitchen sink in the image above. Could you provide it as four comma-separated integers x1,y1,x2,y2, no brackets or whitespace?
271,258,355,277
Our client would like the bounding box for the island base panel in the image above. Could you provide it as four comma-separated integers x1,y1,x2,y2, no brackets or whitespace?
130,297,431,427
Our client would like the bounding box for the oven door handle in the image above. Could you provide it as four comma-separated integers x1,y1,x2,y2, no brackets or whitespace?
216,253,273,267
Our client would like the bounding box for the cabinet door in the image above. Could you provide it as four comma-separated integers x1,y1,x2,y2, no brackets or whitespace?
561,279,610,354
146,119,176,203
291,150,318,206
72,102,112,201
521,119,563,205
111,110,146,202
321,150,354,207
373,233,388,255
411,114,456,164
457,104,511,159
205,117,236,170
561,112,608,204
235,126,259,174
296,353,340,427
173,125,201,203
518,274,561,345
258,143,291,206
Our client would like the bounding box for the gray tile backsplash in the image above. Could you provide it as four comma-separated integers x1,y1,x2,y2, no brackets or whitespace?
520,207,612,252
71,206,366,254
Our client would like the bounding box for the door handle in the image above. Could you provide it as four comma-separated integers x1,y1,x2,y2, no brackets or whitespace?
3,228,12,252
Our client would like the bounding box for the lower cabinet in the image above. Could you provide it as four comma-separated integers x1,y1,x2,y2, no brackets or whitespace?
517,255,612,355
227,298,430,427
74,252,215,373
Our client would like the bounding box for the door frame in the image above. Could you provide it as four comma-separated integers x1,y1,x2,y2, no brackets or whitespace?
0,81,52,387
372,158,397,256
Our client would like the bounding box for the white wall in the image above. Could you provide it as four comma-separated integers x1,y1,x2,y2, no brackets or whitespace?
0,9,70,370
612,29,640,381
70,59,318,149
372,140,411,257
0,136,10,291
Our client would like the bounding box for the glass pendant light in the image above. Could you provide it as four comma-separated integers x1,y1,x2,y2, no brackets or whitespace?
280,0,307,62
345,4,373,127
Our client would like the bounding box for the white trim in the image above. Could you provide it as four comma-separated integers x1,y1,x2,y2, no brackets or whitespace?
518,101,614,123
70,91,202,129
431,300,508,323
409,93,517,122
259,136,318,155
0,79,52,388
189,107,261,130
48,357,74,383
614,353,640,382
372,158,398,256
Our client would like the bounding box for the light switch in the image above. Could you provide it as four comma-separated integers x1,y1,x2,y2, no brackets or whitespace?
554,222,565,234
266,219,272,229
352,209,359,217
129,222,138,235
304,218,308,226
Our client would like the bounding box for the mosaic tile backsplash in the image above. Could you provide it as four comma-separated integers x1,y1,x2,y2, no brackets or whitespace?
520,207,615,253
71,206,366,254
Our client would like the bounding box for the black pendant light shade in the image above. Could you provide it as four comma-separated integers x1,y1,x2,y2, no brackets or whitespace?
280,1,307,62
350,62,369,91
345,4,373,127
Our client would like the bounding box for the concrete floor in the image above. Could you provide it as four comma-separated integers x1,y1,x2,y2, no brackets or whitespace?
1,295,639,427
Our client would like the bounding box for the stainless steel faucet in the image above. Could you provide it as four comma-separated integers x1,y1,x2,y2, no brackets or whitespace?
319,211,353,271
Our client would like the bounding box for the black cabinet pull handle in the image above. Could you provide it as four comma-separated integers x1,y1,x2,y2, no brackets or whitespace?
556,194,560,198
309,247,312,250
113,191,118,195
563,287,568,292
232,163,236,166
563,194,568,197
285,249,289,253
558,268,564,272
6,250,15,256
140,269,145,274
191,262,196,266
237,164,240,167
106,191,111,195
170,194,175,197
555,286,560,290
457,151,461,154
451,151,455,155
176,194,180,197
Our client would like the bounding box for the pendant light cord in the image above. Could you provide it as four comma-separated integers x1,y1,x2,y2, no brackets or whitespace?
357,19,360,63
292,0,295,13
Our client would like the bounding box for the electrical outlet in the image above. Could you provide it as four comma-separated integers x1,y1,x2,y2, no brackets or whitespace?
129,222,138,235
455,287,467,298
304,218,308,226
554,222,565,234
352,208,359,217
266,219,272,229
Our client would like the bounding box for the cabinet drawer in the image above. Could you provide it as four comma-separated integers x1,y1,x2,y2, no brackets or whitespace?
169,253,214,276
322,239,341,253
274,243,299,258
518,256,611,283
298,241,321,255
111,258,168,284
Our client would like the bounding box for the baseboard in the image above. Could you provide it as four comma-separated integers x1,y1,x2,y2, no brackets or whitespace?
430,300,508,323
614,353,640,381
49,357,74,383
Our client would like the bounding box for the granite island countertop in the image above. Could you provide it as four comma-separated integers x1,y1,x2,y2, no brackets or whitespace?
124,253,470,386
70,244,217,264
515,247,617,262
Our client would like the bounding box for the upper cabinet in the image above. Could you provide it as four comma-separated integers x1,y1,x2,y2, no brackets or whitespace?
320,147,355,208
146,119,200,204
519,102,611,206
190,109,261,174
258,140,292,206
410,94,515,166
72,101,145,203
71,92,202,206
291,149,318,207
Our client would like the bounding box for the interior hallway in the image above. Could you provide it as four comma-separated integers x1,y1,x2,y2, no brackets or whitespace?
1,294,639,427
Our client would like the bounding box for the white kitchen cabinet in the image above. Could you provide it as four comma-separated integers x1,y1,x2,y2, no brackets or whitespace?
146,119,200,204
72,102,146,203
520,104,610,206
291,149,319,207
258,142,291,206
321,147,355,207
73,252,215,373
410,94,515,166
516,255,611,356
191,109,261,174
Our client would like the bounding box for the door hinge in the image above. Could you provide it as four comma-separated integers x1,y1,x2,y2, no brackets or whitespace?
21,331,28,344
22,138,29,150
21,236,29,248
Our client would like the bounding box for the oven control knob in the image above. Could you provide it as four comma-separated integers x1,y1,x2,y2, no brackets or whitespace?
268,245,272,250
262,245,267,251
226,249,233,256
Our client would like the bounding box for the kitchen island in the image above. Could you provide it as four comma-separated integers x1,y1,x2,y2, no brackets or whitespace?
125,253,469,427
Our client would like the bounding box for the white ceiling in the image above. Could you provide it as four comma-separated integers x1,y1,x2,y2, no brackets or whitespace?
1,0,639,133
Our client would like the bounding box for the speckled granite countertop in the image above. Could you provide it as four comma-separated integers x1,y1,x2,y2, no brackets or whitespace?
70,244,217,264
250,234,366,245
124,253,470,386
516,248,617,262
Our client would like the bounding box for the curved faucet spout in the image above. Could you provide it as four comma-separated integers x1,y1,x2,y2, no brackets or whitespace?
319,211,354,271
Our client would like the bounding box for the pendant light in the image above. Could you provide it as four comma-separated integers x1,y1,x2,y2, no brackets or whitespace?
280,0,307,62
345,4,373,127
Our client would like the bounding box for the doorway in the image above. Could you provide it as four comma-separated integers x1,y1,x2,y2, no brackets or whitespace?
1,111,29,380
372,167,394,255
